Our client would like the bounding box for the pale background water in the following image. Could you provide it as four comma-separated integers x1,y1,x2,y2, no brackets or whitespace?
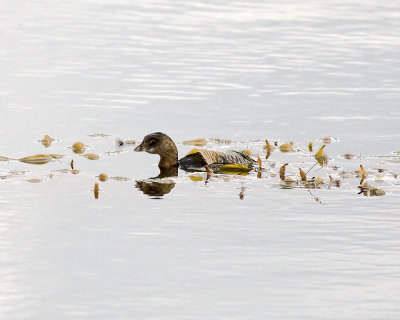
0,0,400,319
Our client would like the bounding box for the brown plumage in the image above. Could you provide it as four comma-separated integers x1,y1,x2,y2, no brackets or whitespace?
135,132,255,174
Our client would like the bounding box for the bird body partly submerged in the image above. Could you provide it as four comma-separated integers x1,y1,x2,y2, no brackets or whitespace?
135,132,255,175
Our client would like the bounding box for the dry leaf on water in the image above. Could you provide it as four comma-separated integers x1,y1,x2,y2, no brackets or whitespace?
19,154,63,165
182,138,207,147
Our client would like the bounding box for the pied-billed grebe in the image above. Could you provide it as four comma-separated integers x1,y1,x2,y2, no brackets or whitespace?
134,132,255,173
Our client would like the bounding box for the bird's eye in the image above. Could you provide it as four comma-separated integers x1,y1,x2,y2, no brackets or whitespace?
149,139,157,147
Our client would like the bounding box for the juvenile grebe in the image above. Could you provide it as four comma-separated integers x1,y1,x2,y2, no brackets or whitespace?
134,132,255,174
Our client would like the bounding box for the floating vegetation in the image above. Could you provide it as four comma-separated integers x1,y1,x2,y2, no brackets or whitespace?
358,182,385,197
82,153,100,160
299,168,307,181
315,145,328,166
0,156,10,161
359,164,368,184
88,133,110,137
189,175,204,182
72,142,86,154
70,160,74,169
116,138,135,146
209,138,232,145
279,163,288,180
19,154,63,165
182,138,207,146
98,173,108,182
239,186,245,200
242,149,252,156
217,164,251,174
322,137,333,144
308,142,313,152
343,153,355,159
27,178,41,183
279,142,294,153
94,183,99,199
265,140,274,159
109,176,130,181
41,135,54,148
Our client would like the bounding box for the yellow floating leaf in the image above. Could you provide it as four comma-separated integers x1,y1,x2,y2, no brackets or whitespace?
98,173,108,182
0,156,9,161
308,142,313,152
279,142,294,153
257,156,262,168
71,169,80,175
315,145,326,157
242,149,252,156
182,138,207,147
299,168,307,181
82,153,99,160
94,183,99,199
279,163,288,180
70,159,74,169
188,175,204,182
314,145,328,166
360,164,367,177
218,164,250,173
19,154,63,165
72,142,86,154
265,140,274,152
41,134,54,148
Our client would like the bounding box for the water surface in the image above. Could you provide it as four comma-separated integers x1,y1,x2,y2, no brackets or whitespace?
0,0,400,319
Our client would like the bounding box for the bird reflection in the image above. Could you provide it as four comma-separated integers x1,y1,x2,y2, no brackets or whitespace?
135,179,176,197
135,167,177,197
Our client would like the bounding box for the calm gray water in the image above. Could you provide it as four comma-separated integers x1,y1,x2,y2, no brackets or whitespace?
1,0,400,319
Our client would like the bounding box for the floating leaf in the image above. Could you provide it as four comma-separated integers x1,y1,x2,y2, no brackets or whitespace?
94,183,99,199
308,142,313,152
19,154,63,165
279,163,288,180
27,178,41,183
314,145,328,166
322,137,333,144
299,168,307,181
219,164,251,173
98,173,108,182
189,175,204,182
343,153,355,159
70,159,74,169
279,142,294,153
0,156,9,161
41,134,54,148
265,140,274,152
372,188,386,196
242,149,251,156
182,138,207,147
72,142,86,154
359,164,368,184
257,156,262,168
313,177,324,185
82,153,99,160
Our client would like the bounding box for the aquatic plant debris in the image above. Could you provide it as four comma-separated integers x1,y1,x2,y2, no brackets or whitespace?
182,138,207,146
19,154,63,165
279,142,294,153
82,153,100,160
41,135,54,148
315,145,328,166
72,142,86,154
